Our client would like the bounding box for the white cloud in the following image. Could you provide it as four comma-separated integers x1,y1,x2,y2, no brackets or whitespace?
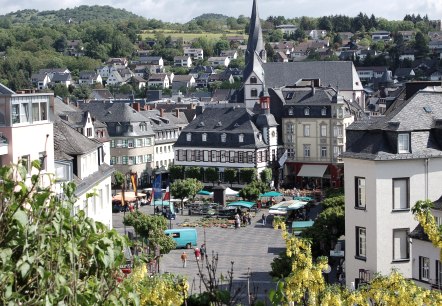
0,0,441,23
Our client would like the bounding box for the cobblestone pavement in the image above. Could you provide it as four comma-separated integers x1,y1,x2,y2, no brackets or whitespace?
112,205,286,302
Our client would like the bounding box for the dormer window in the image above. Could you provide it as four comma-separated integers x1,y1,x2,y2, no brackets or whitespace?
398,133,410,153
304,107,310,116
186,133,191,141
198,121,205,127
321,107,327,116
202,133,207,141
239,134,244,143
288,108,294,116
221,133,226,142
250,76,257,84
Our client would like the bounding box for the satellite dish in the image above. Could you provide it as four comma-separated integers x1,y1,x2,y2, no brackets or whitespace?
323,265,332,274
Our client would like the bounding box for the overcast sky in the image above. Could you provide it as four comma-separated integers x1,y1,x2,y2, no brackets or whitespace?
1,0,441,23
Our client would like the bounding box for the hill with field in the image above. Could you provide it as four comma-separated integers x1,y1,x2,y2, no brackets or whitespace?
0,5,144,25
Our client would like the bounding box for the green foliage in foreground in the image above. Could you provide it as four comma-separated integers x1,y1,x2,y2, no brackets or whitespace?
0,162,137,305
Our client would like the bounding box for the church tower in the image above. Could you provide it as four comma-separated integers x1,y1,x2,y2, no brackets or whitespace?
243,0,267,108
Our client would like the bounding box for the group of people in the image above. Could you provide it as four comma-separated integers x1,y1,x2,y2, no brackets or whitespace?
180,243,206,268
234,212,252,229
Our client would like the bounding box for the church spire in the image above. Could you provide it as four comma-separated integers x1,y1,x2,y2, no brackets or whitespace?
245,0,266,67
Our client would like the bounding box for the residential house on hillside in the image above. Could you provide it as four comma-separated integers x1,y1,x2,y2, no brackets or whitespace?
0,84,55,187
274,51,289,62
189,66,215,79
342,87,442,289
398,31,415,41
208,56,230,67
148,73,170,89
39,68,70,80
275,24,297,35
53,98,113,227
31,73,51,90
371,31,391,41
79,71,103,86
107,57,128,68
140,56,164,68
174,56,192,67
79,102,156,186
394,68,416,81
50,73,73,88
129,75,147,90
220,50,238,60
183,48,204,60
356,66,390,84
306,29,327,40
66,39,84,56
172,75,196,91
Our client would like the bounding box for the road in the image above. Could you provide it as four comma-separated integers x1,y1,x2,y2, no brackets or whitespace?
112,205,286,303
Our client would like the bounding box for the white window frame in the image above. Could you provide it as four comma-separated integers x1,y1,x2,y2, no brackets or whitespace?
320,124,327,137
321,146,327,158
221,133,227,143
202,133,207,142
393,178,409,210
420,257,430,282
356,227,366,258
239,134,244,143
321,107,327,116
186,133,191,141
303,144,310,157
304,108,310,116
355,177,366,209
398,133,410,153
393,228,409,261
303,124,310,137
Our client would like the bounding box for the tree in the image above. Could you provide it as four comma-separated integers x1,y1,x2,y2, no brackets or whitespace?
239,168,257,183
238,180,269,202
169,165,184,181
204,167,219,185
185,166,203,181
123,212,175,257
223,168,237,187
72,84,92,100
0,162,134,304
414,31,429,58
260,168,272,185
302,195,345,257
170,178,203,215
53,83,69,98
269,210,442,305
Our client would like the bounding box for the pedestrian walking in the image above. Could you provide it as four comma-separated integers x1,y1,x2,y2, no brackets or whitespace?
262,213,266,226
247,213,251,225
194,247,201,261
200,244,206,262
181,251,187,268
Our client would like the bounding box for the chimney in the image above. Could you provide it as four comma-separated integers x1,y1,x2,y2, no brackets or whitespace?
132,102,140,111
160,108,164,117
175,109,180,117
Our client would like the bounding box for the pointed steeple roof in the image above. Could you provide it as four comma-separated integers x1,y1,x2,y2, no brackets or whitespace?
245,0,265,67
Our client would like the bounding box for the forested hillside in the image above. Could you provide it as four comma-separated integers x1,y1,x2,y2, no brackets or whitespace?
0,5,143,25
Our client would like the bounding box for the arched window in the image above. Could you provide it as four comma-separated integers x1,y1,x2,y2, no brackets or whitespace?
251,89,258,97
250,76,257,84
221,133,227,142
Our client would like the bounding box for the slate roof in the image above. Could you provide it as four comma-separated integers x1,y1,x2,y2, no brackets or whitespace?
263,61,362,91
91,89,114,100
78,102,155,137
409,224,429,241
74,163,114,196
342,87,442,160
51,73,72,82
0,83,15,95
175,107,268,149
54,120,101,155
